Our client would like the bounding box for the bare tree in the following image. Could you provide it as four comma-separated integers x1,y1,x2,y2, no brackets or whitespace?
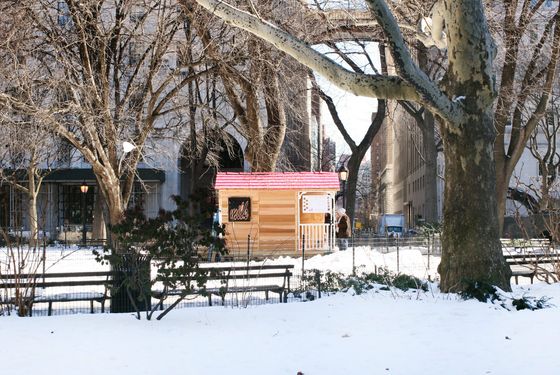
184,2,315,172
354,163,376,229
312,42,387,223
377,0,560,232
491,0,560,232
188,0,559,292
0,2,60,246
527,95,560,211
0,1,215,245
509,93,560,214
0,117,59,246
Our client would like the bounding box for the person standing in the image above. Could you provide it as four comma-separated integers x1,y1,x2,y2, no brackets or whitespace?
336,208,351,250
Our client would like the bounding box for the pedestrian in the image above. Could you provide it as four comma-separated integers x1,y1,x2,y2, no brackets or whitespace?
336,208,351,250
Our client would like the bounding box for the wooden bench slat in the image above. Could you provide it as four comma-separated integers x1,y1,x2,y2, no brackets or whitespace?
504,252,558,285
206,272,292,280
3,264,294,314
198,264,295,271
1,271,114,280
34,292,106,302
206,285,284,293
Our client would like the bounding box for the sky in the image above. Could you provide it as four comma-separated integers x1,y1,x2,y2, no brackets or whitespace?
2,246,560,375
314,42,381,159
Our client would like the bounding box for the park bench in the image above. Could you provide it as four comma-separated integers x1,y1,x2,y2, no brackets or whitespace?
500,238,551,254
0,271,112,316
78,239,108,247
153,264,294,308
503,253,560,284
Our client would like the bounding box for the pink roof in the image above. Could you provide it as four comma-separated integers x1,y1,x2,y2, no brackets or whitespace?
215,172,340,190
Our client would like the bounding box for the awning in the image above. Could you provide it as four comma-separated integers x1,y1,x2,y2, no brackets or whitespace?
1,168,166,183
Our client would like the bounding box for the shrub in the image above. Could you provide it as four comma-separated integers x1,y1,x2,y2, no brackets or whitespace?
511,296,552,311
301,267,428,296
392,273,428,292
459,281,500,303
95,194,226,320
459,280,552,311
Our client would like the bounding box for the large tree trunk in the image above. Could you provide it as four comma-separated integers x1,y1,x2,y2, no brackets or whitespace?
438,115,511,292
422,111,438,223
246,147,278,172
92,187,106,240
496,173,510,234
435,0,511,292
345,155,360,223
94,170,125,251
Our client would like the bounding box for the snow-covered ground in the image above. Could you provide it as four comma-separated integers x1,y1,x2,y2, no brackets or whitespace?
2,246,560,374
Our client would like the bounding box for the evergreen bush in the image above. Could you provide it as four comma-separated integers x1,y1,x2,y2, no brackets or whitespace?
95,193,226,319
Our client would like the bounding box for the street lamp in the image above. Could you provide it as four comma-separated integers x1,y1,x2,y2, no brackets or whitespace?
80,181,89,246
118,141,137,174
338,166,349,208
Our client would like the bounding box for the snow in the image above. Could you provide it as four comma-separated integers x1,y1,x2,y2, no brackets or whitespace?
452,95,466,102
2,246,560,374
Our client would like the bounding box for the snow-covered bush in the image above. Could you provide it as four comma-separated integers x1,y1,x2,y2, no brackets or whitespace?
299,267,428,297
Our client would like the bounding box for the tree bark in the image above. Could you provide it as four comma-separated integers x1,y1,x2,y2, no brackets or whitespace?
438,115,511,291
27,191,38,248
345,154,361,223
93,167,125,250
92,187,106,240
421,111,438,222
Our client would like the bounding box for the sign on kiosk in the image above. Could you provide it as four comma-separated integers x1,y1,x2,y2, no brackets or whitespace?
302,194,330,213
228,197,251,221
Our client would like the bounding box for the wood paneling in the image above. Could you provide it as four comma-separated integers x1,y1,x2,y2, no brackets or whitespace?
258,190,296,253
218,188,335,256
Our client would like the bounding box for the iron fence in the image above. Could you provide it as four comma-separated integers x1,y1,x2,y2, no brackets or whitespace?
1,240,441,316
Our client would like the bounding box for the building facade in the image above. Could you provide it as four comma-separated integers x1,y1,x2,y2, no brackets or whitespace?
0,1,325,242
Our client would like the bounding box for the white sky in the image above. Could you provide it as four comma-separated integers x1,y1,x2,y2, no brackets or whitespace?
314,42,381,159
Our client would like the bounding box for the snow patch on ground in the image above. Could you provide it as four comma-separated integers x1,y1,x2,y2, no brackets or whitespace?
2,246,560,374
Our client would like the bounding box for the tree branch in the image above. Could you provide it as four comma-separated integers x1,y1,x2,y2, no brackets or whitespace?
189,0,421,102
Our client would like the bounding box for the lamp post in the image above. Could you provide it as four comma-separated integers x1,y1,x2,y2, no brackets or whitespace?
80,182,89,246
338,166,348,208
118,141,137,174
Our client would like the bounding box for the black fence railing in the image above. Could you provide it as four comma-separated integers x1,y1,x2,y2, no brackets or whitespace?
350,235,442,256
0,257,302,317
1,237,443,316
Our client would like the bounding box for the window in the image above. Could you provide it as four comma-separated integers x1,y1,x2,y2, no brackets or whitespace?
128,91,143,110
2,187,24,229
0,186,10,228
128,183,146,210
62,185,94,226
546,111,555,131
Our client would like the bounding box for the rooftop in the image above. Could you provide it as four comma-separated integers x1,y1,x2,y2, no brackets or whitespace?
215,172,340,190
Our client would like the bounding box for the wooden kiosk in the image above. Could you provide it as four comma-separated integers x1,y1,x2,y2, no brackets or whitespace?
215,172,340,258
